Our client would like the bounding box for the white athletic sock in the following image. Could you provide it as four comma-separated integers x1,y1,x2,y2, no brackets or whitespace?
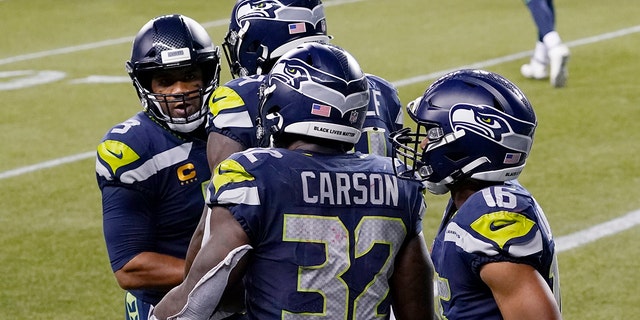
543,31,563,49
533,41,548,64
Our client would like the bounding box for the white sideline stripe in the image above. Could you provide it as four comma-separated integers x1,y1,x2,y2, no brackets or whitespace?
391,24,640,88
555,209,640,253
0,37,134,66
0,151,95,180
0,0,365,66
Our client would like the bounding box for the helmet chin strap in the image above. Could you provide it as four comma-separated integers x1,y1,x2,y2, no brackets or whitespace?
425,157,490,195
144,88,210,133
166,116,205,133
255,45,269,75
426,182,449,195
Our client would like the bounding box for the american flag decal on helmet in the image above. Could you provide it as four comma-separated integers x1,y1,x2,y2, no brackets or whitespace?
503,153,521,164
288,23,306,34
311,103,331,117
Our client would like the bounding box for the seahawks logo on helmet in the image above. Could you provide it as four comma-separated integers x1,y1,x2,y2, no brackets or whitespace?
235,0,325,26
269,57,369,117
450,103,532,153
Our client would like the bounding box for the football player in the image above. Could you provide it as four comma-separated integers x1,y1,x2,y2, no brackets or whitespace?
95,14,220,320
391,69,562,319
520,0,570,88
183,0,406,287
205,0,403,172
151,42,434,320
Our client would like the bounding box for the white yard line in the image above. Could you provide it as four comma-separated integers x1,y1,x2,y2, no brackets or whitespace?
390,25,640,88
555,209,640,252
1,18,639,252
0,0,366,66
0,151,95,180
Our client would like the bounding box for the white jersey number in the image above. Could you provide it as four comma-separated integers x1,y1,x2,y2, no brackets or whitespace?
283,215,406,319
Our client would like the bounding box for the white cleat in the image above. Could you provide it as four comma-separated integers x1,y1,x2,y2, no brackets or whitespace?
520,59,548,80
548,44,570,88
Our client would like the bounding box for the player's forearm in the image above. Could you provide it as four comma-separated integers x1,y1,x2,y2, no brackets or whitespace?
152,245,252,320
114,252,185,290
184,208,208,275
498,288,562,320
482,262,562,320
391,233,435,320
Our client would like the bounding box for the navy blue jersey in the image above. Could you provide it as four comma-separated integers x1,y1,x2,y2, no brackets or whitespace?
206,75,264,149
431,181,561,319
207,149,425,319
355,74,403,156
206,73,402,156
95,112,210,305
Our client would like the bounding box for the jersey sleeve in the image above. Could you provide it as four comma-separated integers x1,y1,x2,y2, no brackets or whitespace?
411,186,426,237
366,73,403,130
355,74,404,156
206,77,263,149
95,118,160,271
101,184,156,272
396,157,426,237
453,186,546,275
205,148,278,242
95,114,171,186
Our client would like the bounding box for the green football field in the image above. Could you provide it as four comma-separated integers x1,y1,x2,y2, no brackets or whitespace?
1,0,638,318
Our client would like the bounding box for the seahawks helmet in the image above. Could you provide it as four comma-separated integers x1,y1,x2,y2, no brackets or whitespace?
391,69,537,194
126,14,221,133
223,0,330,78
257,42,369,148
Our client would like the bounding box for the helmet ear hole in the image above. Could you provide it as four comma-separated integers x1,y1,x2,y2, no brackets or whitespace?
266,105,280,115
247,41,260,53
492,98,505,112
304,53,314,65
260,60,276,74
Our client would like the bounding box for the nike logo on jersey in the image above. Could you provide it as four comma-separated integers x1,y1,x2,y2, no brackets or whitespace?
97,140,140,173
211,95,227,104
107,149,123,159
470,211,536,249
489,220,516,231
